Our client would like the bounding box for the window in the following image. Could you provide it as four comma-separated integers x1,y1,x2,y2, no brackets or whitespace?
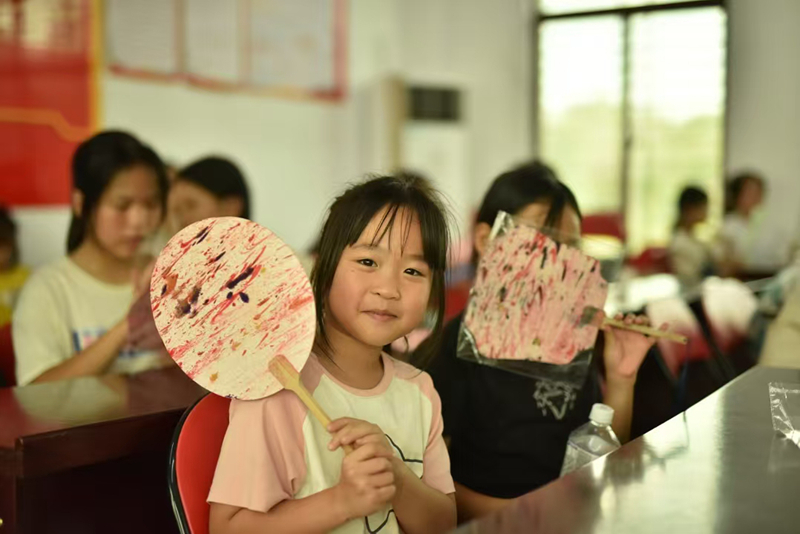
538,1,726,253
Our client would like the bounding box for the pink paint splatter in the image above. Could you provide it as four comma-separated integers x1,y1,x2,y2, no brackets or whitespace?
464,224,607,364
150,217,315,400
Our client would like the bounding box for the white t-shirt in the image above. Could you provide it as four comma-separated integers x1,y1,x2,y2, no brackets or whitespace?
669,228,713,289
13,257,166,386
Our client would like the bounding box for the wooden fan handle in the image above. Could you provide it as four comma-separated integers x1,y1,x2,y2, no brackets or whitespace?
280,379,354,454
603,318,688,344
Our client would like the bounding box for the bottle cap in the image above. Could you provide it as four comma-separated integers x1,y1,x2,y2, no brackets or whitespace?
589,403,614,425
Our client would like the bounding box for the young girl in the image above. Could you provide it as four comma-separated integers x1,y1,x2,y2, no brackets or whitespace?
12,131,170,385
421,161,664,521
208,175,457,534
167,156,251,233
716,172,765,274
669,186,715,289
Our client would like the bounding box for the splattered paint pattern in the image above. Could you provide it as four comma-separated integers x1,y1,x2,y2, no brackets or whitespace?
464,223,608,364
150,217,315,400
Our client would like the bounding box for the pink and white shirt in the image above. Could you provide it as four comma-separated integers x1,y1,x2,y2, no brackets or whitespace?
208,353,454,533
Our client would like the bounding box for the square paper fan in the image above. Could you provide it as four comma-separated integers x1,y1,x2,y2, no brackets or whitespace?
463,212,608,365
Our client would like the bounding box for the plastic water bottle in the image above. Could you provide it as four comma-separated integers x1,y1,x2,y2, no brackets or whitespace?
560,403,621,476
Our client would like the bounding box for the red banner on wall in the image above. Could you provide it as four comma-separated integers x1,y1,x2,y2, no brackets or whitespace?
0,0,96,207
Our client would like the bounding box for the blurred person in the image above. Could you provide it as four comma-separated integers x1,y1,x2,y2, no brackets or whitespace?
12,131,171,385
668,186,715,289
0,206,30,327
167,156,251,232
715,172,765,275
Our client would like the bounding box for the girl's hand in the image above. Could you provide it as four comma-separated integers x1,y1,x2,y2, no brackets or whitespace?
602,313,666,384
333,443,396,519
327,418,393,456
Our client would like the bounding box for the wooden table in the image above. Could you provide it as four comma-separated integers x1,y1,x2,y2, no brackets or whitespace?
0,367,206,533
456,367,800,534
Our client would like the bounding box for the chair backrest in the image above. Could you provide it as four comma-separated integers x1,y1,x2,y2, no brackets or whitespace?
646,297,711,377
0,323,15,387
701,278,758,353
169,393,231,534
582,212,626,241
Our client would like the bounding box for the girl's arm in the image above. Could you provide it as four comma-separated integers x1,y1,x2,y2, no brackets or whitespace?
601,314,663,443
32,318,129,383
210,443,396,534
603,374,636,443
391,460,456,534
210,488,349,534
453,482,512,522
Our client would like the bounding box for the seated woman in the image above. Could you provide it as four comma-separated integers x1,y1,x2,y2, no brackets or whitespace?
13,131,170,385
417,161,662,521
167,156,251,232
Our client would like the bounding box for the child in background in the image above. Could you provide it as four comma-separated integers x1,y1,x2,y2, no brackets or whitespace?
167,156,251,233
12,131,170,385
208,175,456,534
0,207,30,327
669,186,716,289
418,161,664,521
716,172,765,274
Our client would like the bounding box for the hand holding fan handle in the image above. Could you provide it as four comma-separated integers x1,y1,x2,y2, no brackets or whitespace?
602,317,688,344
269,355,354,454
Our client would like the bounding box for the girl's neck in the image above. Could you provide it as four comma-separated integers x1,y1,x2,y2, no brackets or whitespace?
70,239,134,285
315,322,385,390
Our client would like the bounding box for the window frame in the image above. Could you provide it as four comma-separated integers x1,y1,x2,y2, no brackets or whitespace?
534,0,729,253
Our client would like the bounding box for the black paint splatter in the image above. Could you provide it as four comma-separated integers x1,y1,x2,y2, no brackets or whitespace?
194,226,211,244
227,292,234,300
240,292,250,303
498,286,507,303
190,286,201,304
227,266,255,289
161,284,167,296
211,252,226,263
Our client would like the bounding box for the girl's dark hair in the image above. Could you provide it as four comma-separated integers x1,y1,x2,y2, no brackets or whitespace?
725,171,764,214
678,186,708,212
0,206,20,267
177,157,251,220
477,160,582,229
311,174,450,367
67,131,168,253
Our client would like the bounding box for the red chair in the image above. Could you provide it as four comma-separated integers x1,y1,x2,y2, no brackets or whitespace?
169,393,231,534
628,247,671,276
582,212,626,242
0,323,16,387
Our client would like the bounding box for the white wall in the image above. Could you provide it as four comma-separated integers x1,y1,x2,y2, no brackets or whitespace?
726,0,800,268
13,0,533,267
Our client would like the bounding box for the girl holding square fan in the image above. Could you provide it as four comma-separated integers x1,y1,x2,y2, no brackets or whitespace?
419,161,666,521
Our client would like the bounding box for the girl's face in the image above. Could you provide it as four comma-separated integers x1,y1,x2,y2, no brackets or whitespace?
737,179,764,215
326,206,432,350
168,180,242,232
90,165,163,261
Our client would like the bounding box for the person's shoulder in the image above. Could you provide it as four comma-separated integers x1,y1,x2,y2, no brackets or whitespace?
229,389,307,426
389,355,437,391
18,258,72,296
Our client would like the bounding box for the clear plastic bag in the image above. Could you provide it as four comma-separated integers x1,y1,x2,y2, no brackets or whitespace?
769,382,800,447
457,211,611,388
